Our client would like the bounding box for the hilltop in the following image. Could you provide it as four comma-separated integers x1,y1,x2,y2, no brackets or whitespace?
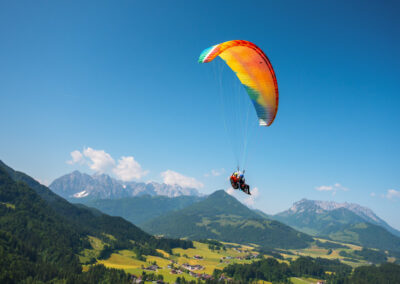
141,190,313,249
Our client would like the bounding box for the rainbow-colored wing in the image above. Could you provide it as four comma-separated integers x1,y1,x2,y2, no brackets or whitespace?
199,40,279,126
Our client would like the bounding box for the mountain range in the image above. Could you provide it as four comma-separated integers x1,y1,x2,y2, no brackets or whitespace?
49,170,200,200
45,169,400,253
49,170,400,251
2,158,400,283
273,198,400,251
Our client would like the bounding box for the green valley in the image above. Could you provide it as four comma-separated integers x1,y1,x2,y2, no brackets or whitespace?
1,160,400,283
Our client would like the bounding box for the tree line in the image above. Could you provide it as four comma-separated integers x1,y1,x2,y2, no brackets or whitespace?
213,256,400,284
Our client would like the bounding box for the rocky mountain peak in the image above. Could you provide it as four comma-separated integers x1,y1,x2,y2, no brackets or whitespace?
289,198,324,214
281,198,400,237
49,171,201,200
304,200,379,223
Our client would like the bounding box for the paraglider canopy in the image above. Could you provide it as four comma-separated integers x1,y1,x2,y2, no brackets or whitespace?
199,40,279,127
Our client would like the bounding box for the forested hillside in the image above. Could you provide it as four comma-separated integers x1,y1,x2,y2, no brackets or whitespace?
0,161,192,283
142,190,313,249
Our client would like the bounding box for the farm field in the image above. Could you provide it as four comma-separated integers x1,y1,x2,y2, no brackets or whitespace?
92,240,258,283
284,238,370,268
290,277,322,284
83,237,395,282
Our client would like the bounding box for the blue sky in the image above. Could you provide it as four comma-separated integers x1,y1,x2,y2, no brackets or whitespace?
1,1,400,229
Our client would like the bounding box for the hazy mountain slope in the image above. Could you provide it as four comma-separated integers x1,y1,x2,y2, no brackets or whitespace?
253,209,272,219
277,199,400,237
326,222,400,252
141,190,313,249
84,195,204,225
273,199,400,251
49,171,200,200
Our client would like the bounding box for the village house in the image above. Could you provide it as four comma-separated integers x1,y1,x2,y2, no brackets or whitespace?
131,275,143,284
245,254,257,260
221,256,232,260
181,263,204,271
145,264,160,271
233,247,246,253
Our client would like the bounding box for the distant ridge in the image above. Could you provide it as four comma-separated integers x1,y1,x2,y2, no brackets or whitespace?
84,195,204,225
277,198,400,237
273,198,400,251
49,170,200,200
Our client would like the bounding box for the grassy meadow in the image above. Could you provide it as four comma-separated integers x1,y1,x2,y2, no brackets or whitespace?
79,236,397,282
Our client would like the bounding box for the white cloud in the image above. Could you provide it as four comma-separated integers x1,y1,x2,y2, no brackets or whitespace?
67,150,84,165
370,192,376,197
83,147,115,173
113,156,149,181
212,168,225,177
334,183,349,191
386,189,400,199
315,185,333,191
66,147,148,181
204,168,225,177
243,187,260,206
161,170,203,189
315,183,349,195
